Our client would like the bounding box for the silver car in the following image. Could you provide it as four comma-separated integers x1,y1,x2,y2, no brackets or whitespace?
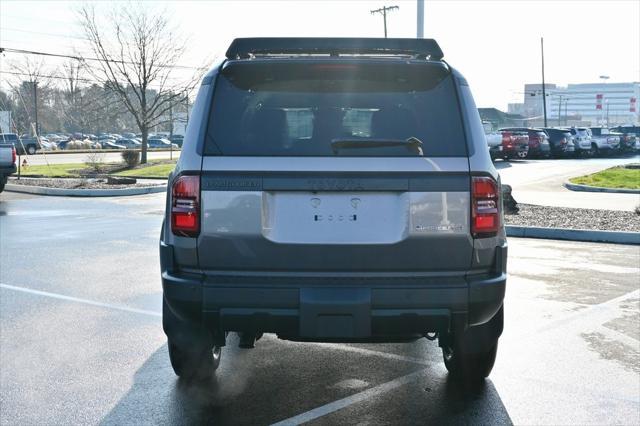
160,38,507,384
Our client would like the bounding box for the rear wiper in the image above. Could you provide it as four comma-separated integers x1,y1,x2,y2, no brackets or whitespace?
330,137,423,155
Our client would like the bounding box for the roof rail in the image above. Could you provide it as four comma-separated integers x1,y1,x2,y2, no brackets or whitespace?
226,37,444,60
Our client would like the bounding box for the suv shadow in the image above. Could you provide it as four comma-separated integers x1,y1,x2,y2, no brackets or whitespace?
100,337,513,425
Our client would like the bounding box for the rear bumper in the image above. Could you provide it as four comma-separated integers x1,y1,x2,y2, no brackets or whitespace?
0,164,17,176
161,241,507,342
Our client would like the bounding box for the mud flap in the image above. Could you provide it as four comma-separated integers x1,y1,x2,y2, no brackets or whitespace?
299,288,372,339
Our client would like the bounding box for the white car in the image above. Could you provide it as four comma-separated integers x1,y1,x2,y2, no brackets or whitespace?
589,127,620,156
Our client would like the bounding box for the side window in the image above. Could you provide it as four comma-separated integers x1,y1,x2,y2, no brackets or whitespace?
457,83,483,156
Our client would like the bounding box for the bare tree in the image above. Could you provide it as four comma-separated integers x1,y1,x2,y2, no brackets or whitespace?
6,57,54,136
77,4,202,163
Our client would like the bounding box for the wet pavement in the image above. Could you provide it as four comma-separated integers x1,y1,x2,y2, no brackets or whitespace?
0,191,638,425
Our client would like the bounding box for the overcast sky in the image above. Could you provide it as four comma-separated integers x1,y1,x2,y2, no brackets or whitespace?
1,0,639,109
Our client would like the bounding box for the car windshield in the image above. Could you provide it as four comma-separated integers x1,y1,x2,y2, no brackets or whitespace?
205,61,467,157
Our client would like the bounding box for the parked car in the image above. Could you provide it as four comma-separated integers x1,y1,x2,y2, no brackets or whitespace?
148,138,179,149
122,132,137,139
589,127,621,156
498,129,529,160
160,37,507,383
483,122,503,160
610,126,639,152
541,128,575,157
499,127,551,158
101,141,126,150
562,127,592,157
169,134,184,147
115,138,141,149
0,140,17,193
38,137,58,151
57,139,70,150
0,133,40,155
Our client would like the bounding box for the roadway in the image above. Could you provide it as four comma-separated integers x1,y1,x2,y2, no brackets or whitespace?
497,155,640,212
0,191,638,425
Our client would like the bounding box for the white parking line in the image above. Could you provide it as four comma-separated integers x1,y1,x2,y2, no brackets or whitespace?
270,369,428,426
314,343,429,366
0,283,162,317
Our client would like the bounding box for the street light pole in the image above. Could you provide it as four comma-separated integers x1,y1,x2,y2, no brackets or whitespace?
417,0,424,38
541,37,548,127
371,5,399,38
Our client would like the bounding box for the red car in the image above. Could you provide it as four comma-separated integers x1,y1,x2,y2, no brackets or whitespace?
498,129,529,160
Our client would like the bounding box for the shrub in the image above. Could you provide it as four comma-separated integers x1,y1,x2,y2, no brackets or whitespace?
84,151,106,172
121,150,140,168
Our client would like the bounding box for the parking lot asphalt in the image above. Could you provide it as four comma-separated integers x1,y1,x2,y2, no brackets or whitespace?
0,191,638,425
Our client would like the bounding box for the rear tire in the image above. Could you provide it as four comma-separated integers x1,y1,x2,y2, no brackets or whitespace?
443,341,498,383
441,307,503,383
163,299,221,380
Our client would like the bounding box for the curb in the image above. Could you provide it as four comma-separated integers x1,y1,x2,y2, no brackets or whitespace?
506,225,640,245
563,181,640,194
5,183,166,197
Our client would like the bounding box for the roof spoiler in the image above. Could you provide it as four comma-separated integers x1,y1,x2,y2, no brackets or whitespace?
226,37,444,60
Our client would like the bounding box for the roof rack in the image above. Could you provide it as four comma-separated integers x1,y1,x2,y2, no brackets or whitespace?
226,38,444,60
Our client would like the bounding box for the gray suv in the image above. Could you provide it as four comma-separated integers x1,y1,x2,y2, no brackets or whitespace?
160,38,507,383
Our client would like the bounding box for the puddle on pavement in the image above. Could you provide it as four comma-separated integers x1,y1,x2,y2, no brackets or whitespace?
581,331,640,374
603,298,640,342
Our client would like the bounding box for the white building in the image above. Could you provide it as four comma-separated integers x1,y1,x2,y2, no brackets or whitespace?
511,82,639,126
547,82,639,126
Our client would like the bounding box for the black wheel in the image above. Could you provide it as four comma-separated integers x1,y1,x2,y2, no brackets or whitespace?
0,182,4,193
168,339,221,380
27,145,36,155
591,143,599,157
442,340,498,383
441,307,503,383
163,299,222,380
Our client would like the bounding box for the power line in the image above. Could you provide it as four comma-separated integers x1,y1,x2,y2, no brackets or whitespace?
0,27,90,41
0,46,207,70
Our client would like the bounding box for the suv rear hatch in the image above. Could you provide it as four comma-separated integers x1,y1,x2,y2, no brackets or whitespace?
197,60,474,273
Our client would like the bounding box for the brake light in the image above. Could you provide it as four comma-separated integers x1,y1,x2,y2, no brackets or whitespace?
171,175,200,237
11,146,16,164
472,177,500,237
560,137,567,145
501,132,513,148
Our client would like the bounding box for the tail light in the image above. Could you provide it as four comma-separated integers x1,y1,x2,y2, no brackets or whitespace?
171,175,200,237
11,146,16,164
560,137,567,145
501,132,513,148
472,177,500,237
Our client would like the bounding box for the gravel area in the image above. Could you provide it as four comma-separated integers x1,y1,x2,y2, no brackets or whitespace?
8,177,162,190
505,203,640,232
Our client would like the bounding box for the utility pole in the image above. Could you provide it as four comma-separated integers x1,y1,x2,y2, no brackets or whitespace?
33,81,39,137
371,5,399,38
169,100,174,160
184,91,189,125
557,96,562,125
417,0,424,38
564,98,569,125
541,37,548,127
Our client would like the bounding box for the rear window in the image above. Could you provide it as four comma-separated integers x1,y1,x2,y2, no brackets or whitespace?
204,61,466,157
